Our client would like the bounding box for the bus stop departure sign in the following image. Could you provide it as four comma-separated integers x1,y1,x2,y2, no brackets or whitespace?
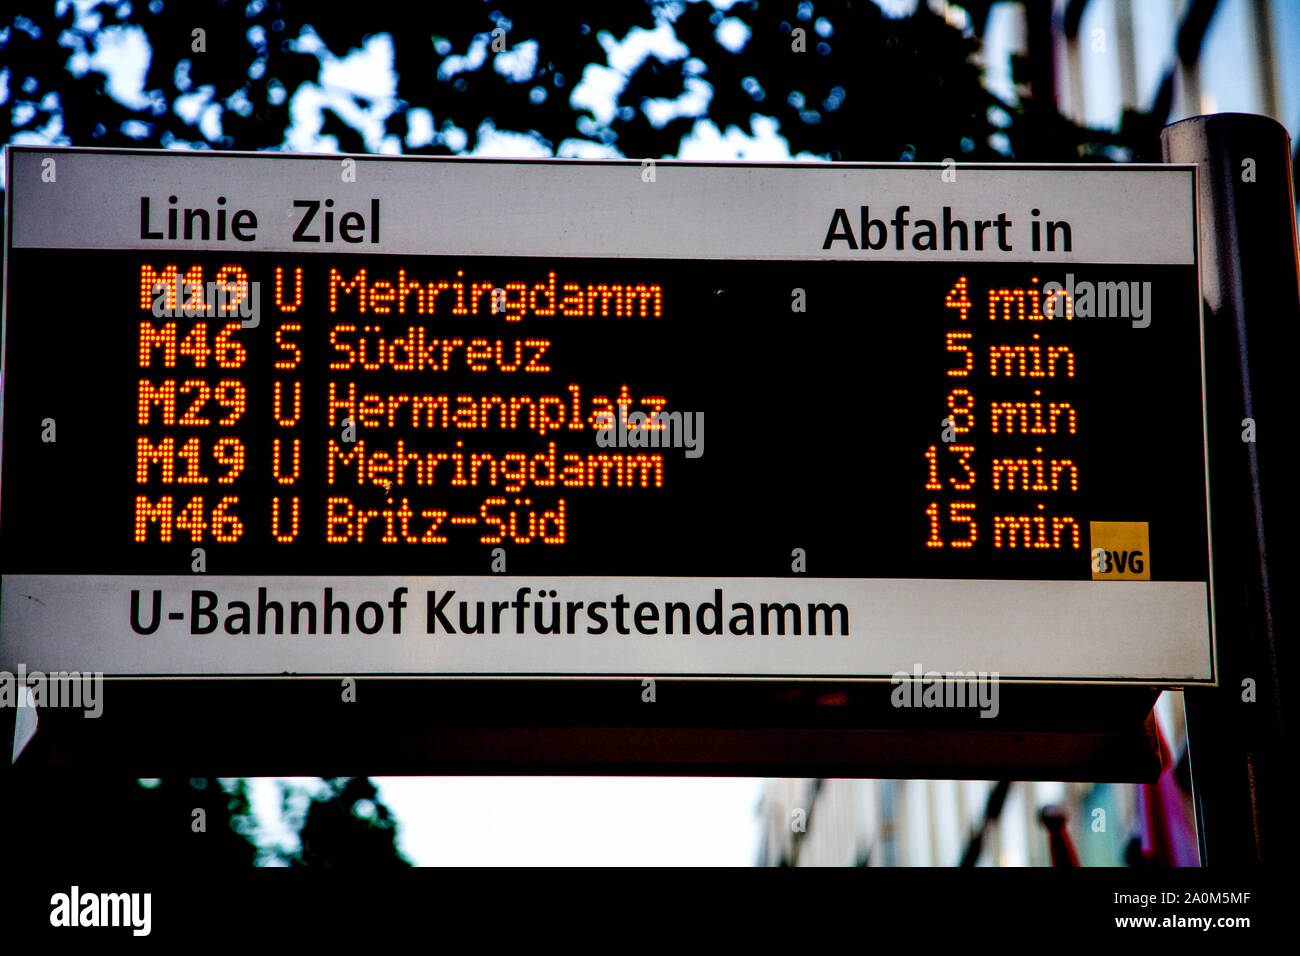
0,148,1214,683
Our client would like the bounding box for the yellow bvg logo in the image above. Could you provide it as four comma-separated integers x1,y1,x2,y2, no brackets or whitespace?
1090,521,1150,580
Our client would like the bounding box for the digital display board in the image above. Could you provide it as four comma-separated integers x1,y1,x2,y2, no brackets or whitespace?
0,148,1214,682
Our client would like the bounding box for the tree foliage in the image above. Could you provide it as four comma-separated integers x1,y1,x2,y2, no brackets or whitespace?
1,0,1143,162
1,774,410,867
290,777,410,867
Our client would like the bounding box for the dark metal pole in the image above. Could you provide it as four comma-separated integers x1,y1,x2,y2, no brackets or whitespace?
1162,113,1298,866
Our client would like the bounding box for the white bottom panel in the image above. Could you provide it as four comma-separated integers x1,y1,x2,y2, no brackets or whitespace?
0,574,1213,682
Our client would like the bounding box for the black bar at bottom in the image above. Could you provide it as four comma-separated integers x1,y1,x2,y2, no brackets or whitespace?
9,679,1164,780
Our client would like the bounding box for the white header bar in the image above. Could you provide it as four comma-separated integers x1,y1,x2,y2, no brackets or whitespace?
7,147,1195,264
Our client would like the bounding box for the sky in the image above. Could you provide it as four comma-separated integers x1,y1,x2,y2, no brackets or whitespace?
246,775,765,866
376,776,762,865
